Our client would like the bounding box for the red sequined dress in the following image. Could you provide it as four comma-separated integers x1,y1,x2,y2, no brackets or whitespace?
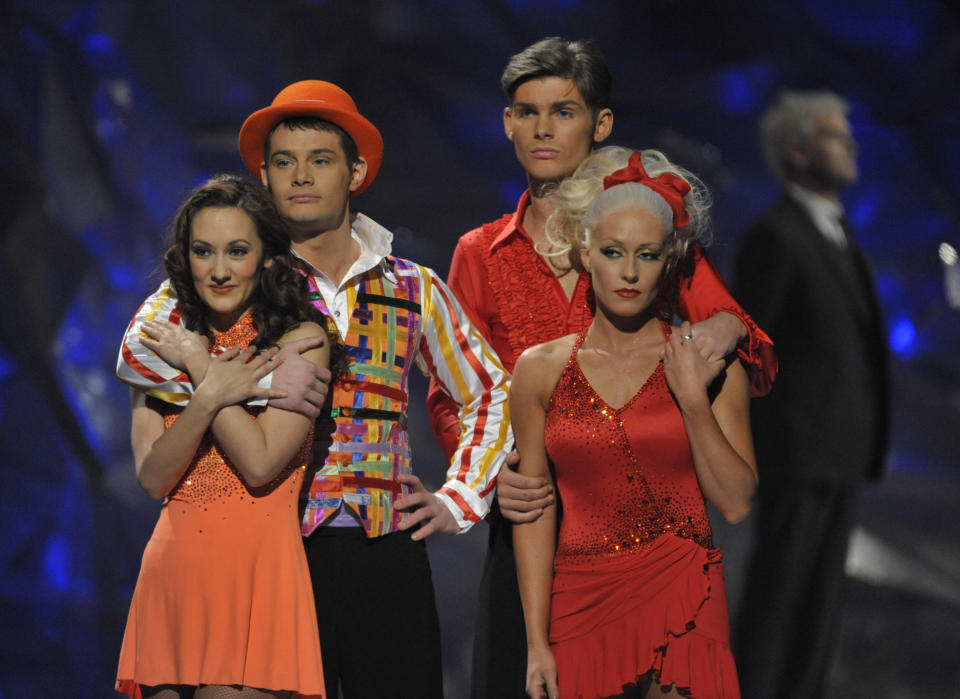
544,324,740,699
116,314,325,698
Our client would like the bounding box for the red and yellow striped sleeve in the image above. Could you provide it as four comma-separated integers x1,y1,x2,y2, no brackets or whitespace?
415,265,512,532
115,281,194,405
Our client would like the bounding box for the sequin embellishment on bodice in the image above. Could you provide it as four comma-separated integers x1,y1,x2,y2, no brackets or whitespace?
163,314,310,506
544,325,713,561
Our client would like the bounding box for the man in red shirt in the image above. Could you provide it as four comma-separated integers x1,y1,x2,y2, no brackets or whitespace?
426,38,777,698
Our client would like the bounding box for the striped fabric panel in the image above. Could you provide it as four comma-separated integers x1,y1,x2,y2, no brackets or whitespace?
414,265,512,530
116,282,193,404
302,257,421,537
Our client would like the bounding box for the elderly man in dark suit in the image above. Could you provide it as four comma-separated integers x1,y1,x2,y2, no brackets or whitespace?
732,90,890,698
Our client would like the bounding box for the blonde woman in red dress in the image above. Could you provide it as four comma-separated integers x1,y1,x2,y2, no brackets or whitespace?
512,147,756,699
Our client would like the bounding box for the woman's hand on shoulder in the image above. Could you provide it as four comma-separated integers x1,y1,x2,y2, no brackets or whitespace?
689,311,747,362
194,345,283,410
663,321,727,407
141,319,209,372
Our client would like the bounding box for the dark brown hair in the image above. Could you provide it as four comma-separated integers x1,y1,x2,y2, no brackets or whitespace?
501,37,612,119
264,116,359,171
164,173,348,374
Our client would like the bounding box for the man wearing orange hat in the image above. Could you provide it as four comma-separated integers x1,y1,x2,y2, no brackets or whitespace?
117,80,512,698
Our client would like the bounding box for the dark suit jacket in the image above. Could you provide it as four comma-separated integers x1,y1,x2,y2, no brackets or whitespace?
733,196,889,485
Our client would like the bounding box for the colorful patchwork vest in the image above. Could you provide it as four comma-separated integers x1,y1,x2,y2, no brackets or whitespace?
301,256,425,537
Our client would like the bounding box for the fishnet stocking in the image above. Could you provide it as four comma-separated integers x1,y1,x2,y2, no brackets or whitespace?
140,685,289,699
195,685,290,699
141,686,192,699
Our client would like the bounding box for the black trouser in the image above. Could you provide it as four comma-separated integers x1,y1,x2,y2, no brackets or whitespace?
470,515,528,699
734,480,855,699
304,527,443,699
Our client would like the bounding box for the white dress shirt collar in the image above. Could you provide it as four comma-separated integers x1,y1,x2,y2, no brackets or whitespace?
291,213,398,337
786,182,848,248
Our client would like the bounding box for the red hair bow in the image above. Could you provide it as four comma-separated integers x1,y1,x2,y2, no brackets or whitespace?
602,152,691,227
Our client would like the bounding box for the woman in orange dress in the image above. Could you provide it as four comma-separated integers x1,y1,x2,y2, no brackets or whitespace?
116,174,335,698
511,147,757,699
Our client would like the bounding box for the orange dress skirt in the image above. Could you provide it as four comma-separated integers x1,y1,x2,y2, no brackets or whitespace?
116,311,325,699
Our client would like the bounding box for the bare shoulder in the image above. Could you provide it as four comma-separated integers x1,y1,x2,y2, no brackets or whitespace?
517,334,576,366
724,356,748,387
513,334,576,402
715,356,749,404
277,321,328,347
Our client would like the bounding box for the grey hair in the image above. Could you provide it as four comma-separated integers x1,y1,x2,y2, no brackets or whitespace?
760,90,850,184
583,184,673,243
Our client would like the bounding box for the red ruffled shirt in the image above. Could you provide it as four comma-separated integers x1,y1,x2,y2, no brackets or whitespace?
427,190,777,458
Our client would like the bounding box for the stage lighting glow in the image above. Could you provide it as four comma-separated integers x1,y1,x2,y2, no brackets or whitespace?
717,70,757,115
43,536,71,591
889,318,916,355
83,33,114,55
850,193,878,229
107,263,138,292
0,353,14,383
939,242,957,266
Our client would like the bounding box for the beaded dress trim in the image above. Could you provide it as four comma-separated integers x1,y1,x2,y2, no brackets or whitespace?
546,322,713,561
163,314,309,505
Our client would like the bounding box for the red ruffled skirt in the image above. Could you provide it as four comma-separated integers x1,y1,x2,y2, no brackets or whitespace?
550,533,740,699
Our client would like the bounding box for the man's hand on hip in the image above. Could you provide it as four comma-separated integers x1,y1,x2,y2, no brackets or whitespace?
395,473,459,541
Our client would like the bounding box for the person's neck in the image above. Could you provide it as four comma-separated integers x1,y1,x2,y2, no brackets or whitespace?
209,306,253,335
289,211,361,287
790,176,841,205
586,305,661,355
521,176,563,244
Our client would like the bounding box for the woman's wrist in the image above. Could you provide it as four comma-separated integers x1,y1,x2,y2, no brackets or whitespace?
191,382,223,416
526,635,551,651
674,389,712,416
183,351,211,385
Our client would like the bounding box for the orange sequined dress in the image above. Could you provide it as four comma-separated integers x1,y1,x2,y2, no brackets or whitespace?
544,325,739,699
116,314,325,698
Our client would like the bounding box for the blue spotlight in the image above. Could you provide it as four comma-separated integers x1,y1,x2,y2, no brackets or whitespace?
0,352,14,382
107,262,139,292
43,535,71,591
717,71,757,115
82,33,114,56
0,352,12,418
849,195,878,229
889,317,916,356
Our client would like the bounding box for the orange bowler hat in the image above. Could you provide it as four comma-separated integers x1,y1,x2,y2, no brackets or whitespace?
238,80,383,195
